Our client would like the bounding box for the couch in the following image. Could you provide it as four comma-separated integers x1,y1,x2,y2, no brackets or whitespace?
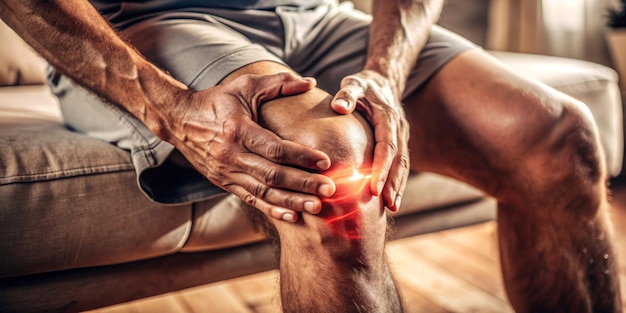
0,2,624,312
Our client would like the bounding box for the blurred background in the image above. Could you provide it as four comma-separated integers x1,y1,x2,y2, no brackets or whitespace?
349,0,625,90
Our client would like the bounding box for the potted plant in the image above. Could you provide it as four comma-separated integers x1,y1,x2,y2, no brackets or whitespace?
606,0,626,90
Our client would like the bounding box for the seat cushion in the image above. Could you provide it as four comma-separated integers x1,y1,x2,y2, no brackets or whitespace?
0,86,193,278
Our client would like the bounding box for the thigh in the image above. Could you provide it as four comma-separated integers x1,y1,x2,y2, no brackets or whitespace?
404,49,595,196
120,11,286,90
288,1,477,95
50,12,288,204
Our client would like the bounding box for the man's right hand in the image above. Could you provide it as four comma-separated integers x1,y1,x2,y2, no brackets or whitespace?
0,3,335,222
163,72,336,222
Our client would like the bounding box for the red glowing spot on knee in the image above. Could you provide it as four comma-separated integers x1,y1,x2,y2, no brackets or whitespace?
322,167,372,240
323,167,372,204
325,208,359,224
325,208,362,239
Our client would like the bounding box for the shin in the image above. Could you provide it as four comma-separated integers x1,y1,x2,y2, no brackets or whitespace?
259,87,402,313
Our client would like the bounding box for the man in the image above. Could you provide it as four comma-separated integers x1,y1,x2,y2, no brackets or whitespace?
0,0,621,312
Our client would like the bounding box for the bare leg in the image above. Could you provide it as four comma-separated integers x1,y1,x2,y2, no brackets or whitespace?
404,49,621,312
222,62,403,312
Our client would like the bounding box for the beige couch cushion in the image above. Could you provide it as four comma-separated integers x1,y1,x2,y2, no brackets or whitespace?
0,19,47,86
0,86,194,278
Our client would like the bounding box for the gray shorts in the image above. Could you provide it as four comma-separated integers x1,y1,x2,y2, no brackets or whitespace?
48,1,477,204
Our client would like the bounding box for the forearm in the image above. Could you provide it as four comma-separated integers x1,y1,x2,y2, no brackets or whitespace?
366,0,444,96
0,0,189,138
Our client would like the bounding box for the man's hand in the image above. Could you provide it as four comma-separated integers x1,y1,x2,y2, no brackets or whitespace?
331,70,410,211
165,72,336,222
0,1,339,222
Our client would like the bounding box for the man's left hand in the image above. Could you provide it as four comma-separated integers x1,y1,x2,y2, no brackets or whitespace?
330,70,410,211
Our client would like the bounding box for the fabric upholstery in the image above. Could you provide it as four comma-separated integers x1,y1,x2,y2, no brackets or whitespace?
0,88,194,278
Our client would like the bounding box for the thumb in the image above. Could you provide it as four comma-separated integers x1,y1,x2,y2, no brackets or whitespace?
332,76,366,114
256,72,317,102
331,85,362,114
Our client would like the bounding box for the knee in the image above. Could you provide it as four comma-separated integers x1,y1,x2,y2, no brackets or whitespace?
260,89,373,166
506,99,605,213
259,88,374,179
260,89,386,258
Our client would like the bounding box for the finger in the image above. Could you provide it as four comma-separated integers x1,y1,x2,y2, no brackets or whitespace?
241,118,332,171
236,148,336,199
234,170,325,214
191,156,305,220
331,76,366,114
369,120,398,196
254,72,317,101
370,141,395,197
228,184,300,223
381,151,410,212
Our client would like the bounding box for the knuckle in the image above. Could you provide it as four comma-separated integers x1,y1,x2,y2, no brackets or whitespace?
246,133,268,149
251,182,270,199
238,75,255,89
387,108,401,122
398,153,411,169
222,121,241,141
340,75,355,86
341,76,366,90
243,193,257,206
298,176,314,193
385,141,398,154
211,162,229,176
283,195,297,210
263,167,284,186
214,147,234,163
276,72,291,82
265,142,285,162
249,184,269,201
338,88,354,99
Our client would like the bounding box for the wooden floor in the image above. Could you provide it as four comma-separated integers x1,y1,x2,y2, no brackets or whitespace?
88,182,626,313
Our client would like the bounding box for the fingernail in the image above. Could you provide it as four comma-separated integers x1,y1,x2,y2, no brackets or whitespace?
319,184,335,197
316,159,330,170
394,195,402,210
377,181,385,195
282,212,296,222
301,77,316,83
390,191,397,206
334,99,349,109
304,201,317,213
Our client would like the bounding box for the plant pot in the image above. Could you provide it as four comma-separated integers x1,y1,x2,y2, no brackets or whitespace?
605,28,626,91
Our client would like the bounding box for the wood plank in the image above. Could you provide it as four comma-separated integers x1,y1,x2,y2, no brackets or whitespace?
438,222,500,263
128,294,189,313
396,275,453,313
226,270,281,312
400,231,508,300
95,294,188,313
388,240,514,313
388,243,455,313
89,306,137,313
179,284,252,313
